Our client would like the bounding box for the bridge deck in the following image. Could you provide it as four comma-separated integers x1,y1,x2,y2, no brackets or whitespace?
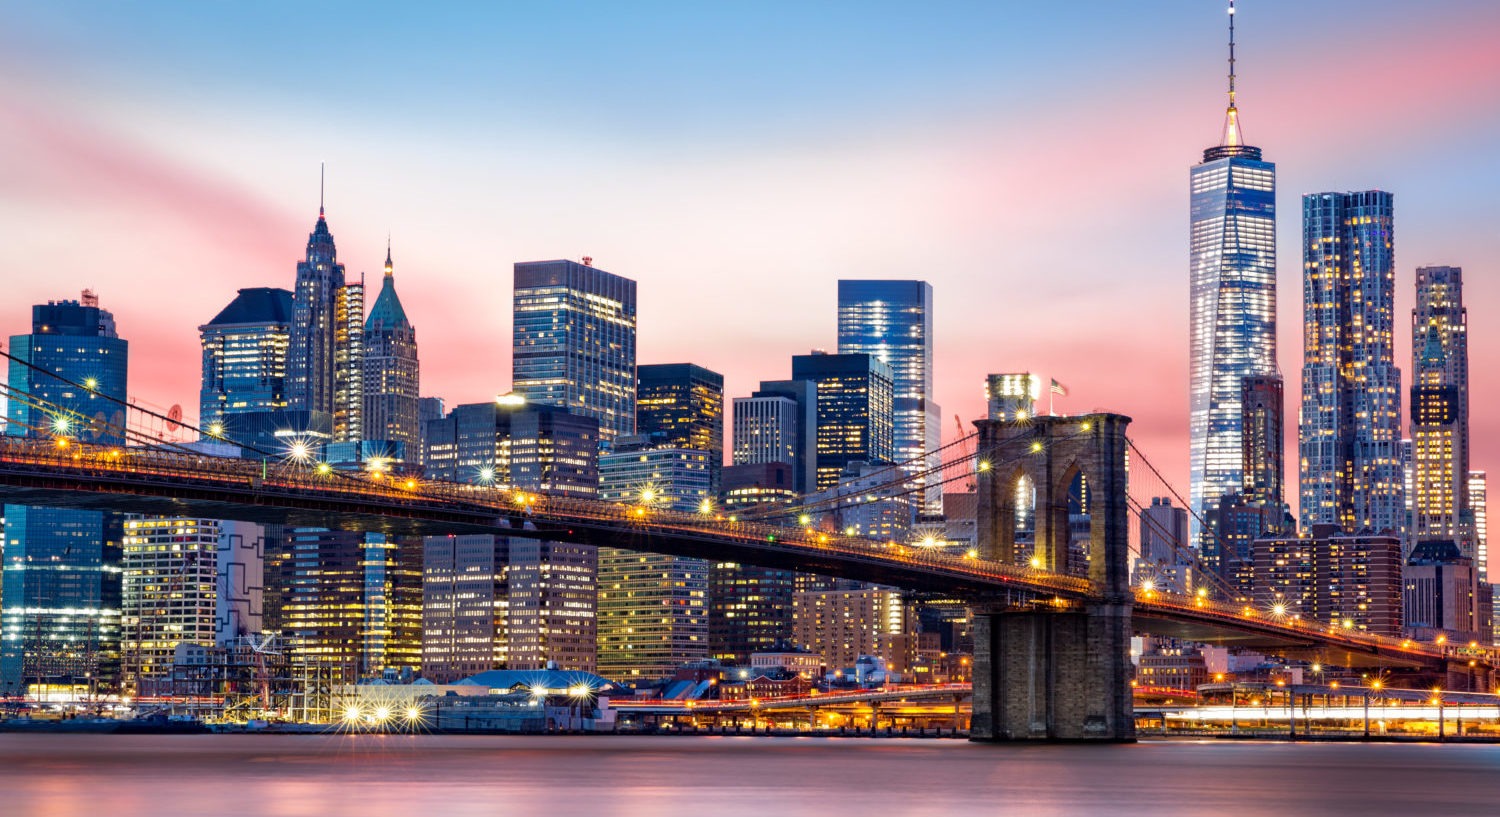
0,437,1490,674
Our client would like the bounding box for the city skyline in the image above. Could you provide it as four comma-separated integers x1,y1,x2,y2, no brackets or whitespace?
2,2,1498,507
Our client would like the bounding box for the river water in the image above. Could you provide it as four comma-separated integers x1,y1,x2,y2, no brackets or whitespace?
2,734,1498,816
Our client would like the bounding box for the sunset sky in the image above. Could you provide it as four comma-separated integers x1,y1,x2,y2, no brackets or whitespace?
2,1,1498,500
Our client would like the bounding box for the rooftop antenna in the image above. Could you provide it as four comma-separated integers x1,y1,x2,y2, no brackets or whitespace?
319,161,326,218
1222,1,1241,147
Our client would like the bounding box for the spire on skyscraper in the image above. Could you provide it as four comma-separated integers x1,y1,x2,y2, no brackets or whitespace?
385,235,393,276
1221,1,1242,148
319,161,326,220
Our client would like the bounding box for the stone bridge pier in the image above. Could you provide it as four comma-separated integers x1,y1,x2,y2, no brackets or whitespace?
970,413,1135,742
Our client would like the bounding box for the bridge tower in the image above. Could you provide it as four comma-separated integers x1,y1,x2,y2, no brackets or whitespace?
970,413,1134,741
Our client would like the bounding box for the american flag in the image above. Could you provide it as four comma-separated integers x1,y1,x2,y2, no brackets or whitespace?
1050,379,1068,397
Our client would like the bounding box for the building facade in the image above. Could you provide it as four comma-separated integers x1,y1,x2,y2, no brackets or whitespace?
837,280,940,515
512,259,637,444
1410,266,1471,553
287,206,346,420
271,529,422,684
2,295,129,696
198,287,292,430
790,353,894,492
1188,27,1278,544
733,379,817,496
1300,191,1403,535
597,440,711,682
636,363,723,494
363,246,421,456
421,534,509,683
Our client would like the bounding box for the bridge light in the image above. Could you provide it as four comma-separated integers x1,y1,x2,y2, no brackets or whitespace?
699,499,713,514
977,461,990,472
1029,556,1042,569
52,416,71,435
1140,579,1155,593
83,377,97,390
640,488,657,503
1435,634,1447,644
316,462,332,475
1271,603,1286,617
1080,422,1091,432
965,549,978,559
286,441,313,464
404,479,417,490
478,467,495,484
1030,442,1043,453
798,514,811,526
342,705,363,723
405,706,422,722
1343,619,1354,630
1370,680,1383,691
208,422,224,438
55,437,69,450
373,707,391,723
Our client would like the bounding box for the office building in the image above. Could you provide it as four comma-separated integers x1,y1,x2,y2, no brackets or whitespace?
2,293,128,696
1300,191,1403,534
331,278,363,442
636,363,723,494
597,439,711,682
792,588,914,673
271,529,422,683
733,379,817,495
710,463,799,664
1188,4,1278,543
423,397,601,671
421,534,509,683
198,287,292,431
423,397,599,493
791,353,894,492
1404,540,1492,645
120,517,266,694
838,280,940,515
363,245,421,456
512,258,637,443
287,200,346,420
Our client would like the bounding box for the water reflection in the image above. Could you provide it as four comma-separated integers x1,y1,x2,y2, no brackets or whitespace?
2,735,1498,817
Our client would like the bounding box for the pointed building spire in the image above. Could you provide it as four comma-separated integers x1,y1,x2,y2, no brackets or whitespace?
384,234,394,277
1221,1,1242,147
319,162,326,220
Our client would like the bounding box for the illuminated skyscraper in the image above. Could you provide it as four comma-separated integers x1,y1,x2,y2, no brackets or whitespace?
363,245,420,454
512,258,637,444
288,189,346,421
1300,191,1403,534
198,288,292,429
791,352,894,492
1410,266,1470,550
734,379,817,496
838,280,940,515
331,278,364,443
2,294,128,696
1471,471,1488,581
1188,1,1277,542
636,363,723,493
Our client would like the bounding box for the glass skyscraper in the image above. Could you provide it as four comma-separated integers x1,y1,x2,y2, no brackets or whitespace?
512,259,637,445
1299,190,1403,535
288,204,346,421
1187,9,1277,544
837,280,940,516
791,352,894,493
198,287,293,429
2,295,129,695
636,363,723,494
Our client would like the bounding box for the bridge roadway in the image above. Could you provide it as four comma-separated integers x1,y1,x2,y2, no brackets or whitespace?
0,437,1490,673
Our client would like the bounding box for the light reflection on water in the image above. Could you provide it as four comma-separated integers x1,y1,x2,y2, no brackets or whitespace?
2,734,1499,817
